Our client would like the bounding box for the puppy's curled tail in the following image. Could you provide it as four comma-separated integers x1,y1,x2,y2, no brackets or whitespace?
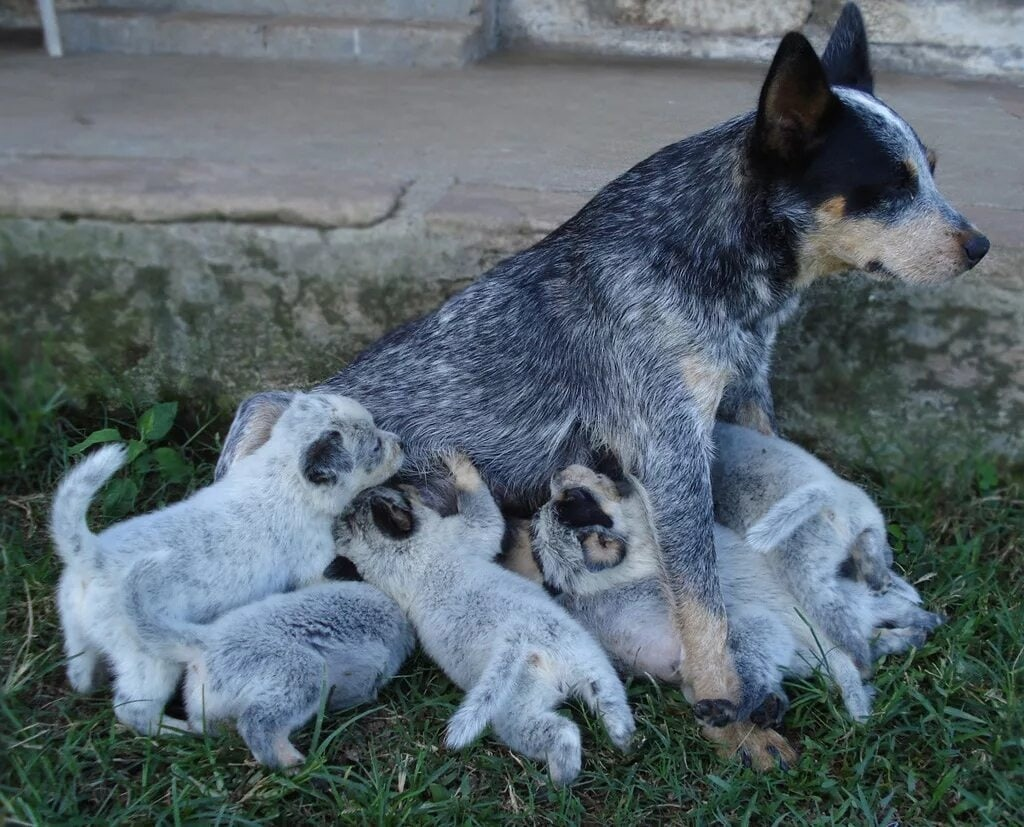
51,444,128,568
745,484,833,553
444,638,527,750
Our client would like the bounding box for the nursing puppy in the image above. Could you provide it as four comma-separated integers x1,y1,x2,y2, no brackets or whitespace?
710,422,944,673
339,455,635,786
181,580,414,769
532,466,941,755
221,5,987,748
50,393,402,735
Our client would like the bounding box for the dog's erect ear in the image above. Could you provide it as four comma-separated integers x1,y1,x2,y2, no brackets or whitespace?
754,32,837,169
576,527,627,572
302,430,354,486
822,3,874,94
215,391,295,481
370,490,416,539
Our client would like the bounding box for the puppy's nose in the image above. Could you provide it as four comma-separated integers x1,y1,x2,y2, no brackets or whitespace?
961,231,990,268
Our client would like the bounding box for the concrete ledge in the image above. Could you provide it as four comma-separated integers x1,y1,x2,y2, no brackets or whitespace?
0,156,407,228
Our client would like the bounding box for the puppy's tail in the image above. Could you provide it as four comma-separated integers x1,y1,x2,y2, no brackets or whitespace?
50,444,128,568
745,483,833,553
444,638,527,750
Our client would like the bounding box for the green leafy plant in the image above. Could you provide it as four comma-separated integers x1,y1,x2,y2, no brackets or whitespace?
67,401,194,518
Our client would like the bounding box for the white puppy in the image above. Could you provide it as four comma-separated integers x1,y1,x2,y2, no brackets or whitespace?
533,465,943,728
181,579,415,769
338,455,635,786
51,392,403,735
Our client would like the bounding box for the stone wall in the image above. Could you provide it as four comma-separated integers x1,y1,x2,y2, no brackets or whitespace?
498,0,1024,79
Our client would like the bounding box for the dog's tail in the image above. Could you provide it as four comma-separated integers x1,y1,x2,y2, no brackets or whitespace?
444,637,528,750
50,444,128,568
124,561,209,662
745,483,833,553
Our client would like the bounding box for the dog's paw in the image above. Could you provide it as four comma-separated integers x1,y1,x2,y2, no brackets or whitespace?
703,722,798,772
693,698,738,728
749,691,789,729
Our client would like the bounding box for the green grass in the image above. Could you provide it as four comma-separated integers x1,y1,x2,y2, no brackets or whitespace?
1,362,1021,826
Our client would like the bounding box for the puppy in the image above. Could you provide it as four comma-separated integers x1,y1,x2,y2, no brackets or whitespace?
338,455,635,786
533,465,942,733
180,579,414,769
710,422,944,672
50,392,402,735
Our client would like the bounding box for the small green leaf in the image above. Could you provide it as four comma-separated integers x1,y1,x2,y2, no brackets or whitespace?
138,402,178,443
126,439,148,464
976,461,998,493
102,477,139,518
152,447,193,484
68,428,121,455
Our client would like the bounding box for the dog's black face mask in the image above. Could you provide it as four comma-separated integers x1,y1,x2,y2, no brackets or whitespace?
302,430,354,486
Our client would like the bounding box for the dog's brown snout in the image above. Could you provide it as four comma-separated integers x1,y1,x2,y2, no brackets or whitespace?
960,230,990,269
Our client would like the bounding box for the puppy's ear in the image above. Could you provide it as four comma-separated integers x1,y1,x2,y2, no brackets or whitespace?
576,528,627,572
215,391,295,481
821,3,874,94
302,431,354,486
754,32,837,170
370,491,416,539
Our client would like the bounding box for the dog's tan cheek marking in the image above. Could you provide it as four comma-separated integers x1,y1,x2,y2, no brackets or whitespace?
680,354,734,426
672,599,741,703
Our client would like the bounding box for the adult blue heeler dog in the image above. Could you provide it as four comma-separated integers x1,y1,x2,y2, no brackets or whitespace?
218,5,988,763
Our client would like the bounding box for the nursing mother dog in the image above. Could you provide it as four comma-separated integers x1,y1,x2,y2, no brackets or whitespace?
218,4,988,766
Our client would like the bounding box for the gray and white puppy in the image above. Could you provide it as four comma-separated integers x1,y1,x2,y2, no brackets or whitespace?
338,455,635,787
181,580,415,770
50,393,402,736
710,422,942,673
533,465,942,732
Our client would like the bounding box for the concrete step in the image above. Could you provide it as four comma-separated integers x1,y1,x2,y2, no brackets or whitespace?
84,0,483,23
59,8,490,67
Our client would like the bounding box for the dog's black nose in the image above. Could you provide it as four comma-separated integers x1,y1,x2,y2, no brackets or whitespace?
962,232,990,268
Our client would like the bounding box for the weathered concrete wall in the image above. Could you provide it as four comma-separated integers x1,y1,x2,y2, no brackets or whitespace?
499,0,1024,79
2,213,1020,472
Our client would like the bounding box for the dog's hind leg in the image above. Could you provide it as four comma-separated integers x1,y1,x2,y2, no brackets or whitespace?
493,704,583,787
236,673,323,770
823,647,874,723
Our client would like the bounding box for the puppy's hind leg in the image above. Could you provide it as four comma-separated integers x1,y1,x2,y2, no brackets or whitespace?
58,586,104,693
493,706,583,787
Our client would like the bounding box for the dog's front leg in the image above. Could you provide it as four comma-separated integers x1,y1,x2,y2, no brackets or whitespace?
637,414,742,727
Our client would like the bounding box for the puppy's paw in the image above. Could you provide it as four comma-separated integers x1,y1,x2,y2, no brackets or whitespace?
703,723,798,772
693,698,738,728
749,691,789,729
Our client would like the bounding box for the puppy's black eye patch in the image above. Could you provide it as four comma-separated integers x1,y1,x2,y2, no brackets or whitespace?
554,488,613,529
324,555,363,581
302,430,354,486
370,493,416,539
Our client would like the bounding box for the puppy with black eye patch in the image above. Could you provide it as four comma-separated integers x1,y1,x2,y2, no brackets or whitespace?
531,464,942,767
49,392,402,737
338,454,635,787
